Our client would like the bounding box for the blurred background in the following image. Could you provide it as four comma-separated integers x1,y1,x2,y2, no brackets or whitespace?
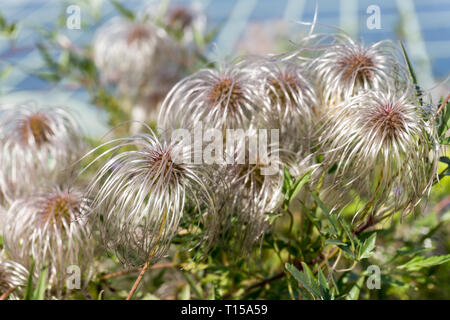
0,0,449,138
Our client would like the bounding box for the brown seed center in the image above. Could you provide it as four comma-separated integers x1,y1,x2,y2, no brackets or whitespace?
20,114,53,146
167,7,193,31
339,52,375,83
268,72,299,106
40,195,78,226
368,103,405,140
127,25,151,45
207,78,244,109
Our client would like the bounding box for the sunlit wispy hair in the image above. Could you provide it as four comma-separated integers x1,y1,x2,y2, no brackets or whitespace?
306,34,409,106
317,89,439,222
253,57,319,152
83,125,215,267
208,136,287,253
0,103,85,203
2,185,94,298
0,255,29,300
158,59,260,134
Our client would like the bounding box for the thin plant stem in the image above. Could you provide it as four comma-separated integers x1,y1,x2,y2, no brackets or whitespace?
126,210,168,300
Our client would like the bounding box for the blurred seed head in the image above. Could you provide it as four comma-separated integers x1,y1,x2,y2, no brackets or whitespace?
318,89,439,221
85,126,215,266
93,17,184,123
2,185,93,298
0,255,29,300
0,103,85,203
143,2,207,46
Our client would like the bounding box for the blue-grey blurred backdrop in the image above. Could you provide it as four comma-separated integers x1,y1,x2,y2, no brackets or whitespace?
0,0,449,137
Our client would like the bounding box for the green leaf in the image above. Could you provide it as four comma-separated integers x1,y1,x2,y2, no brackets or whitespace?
182,272,203,299
285,263,321,299
282,167,292,192
346,276,365,300
358,233,377,260
325,239,346,246
397,254,450,272
33,265,48,300
317,267,331,300
23,262,35,300
311,193,339,235
399,40,422,104
438,97,450,139
288,171,312,203
110,0,135,20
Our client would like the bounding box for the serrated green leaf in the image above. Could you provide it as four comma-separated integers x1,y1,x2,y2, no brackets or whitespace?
311,193,339,235
285,263,321,299
358,233,377,260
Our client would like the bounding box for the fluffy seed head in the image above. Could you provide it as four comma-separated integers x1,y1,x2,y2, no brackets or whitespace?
309,34,409,106
209,136,286,253
93,17,183,108
2,186,93,297
0,256,29,299
253,58,319,153
158,60,260,134
0,103,85,202
85,127,214,266
318,90,439,221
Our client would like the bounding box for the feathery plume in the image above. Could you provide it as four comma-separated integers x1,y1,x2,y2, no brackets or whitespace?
0,255,29,300
253,57,318,152
0,103,85,202
93,17,184,125
307,34,409,106
158,59,260,134
317,89,439,222
84,126,214,267
2,185,94,297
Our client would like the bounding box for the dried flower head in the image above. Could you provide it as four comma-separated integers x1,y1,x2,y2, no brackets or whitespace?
318,90,439,221
309,34,409,106
158,59,260,134
0,256,29,299
0,103,85,202
93,17,183,108
2,186,94,297
84,126,214,266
